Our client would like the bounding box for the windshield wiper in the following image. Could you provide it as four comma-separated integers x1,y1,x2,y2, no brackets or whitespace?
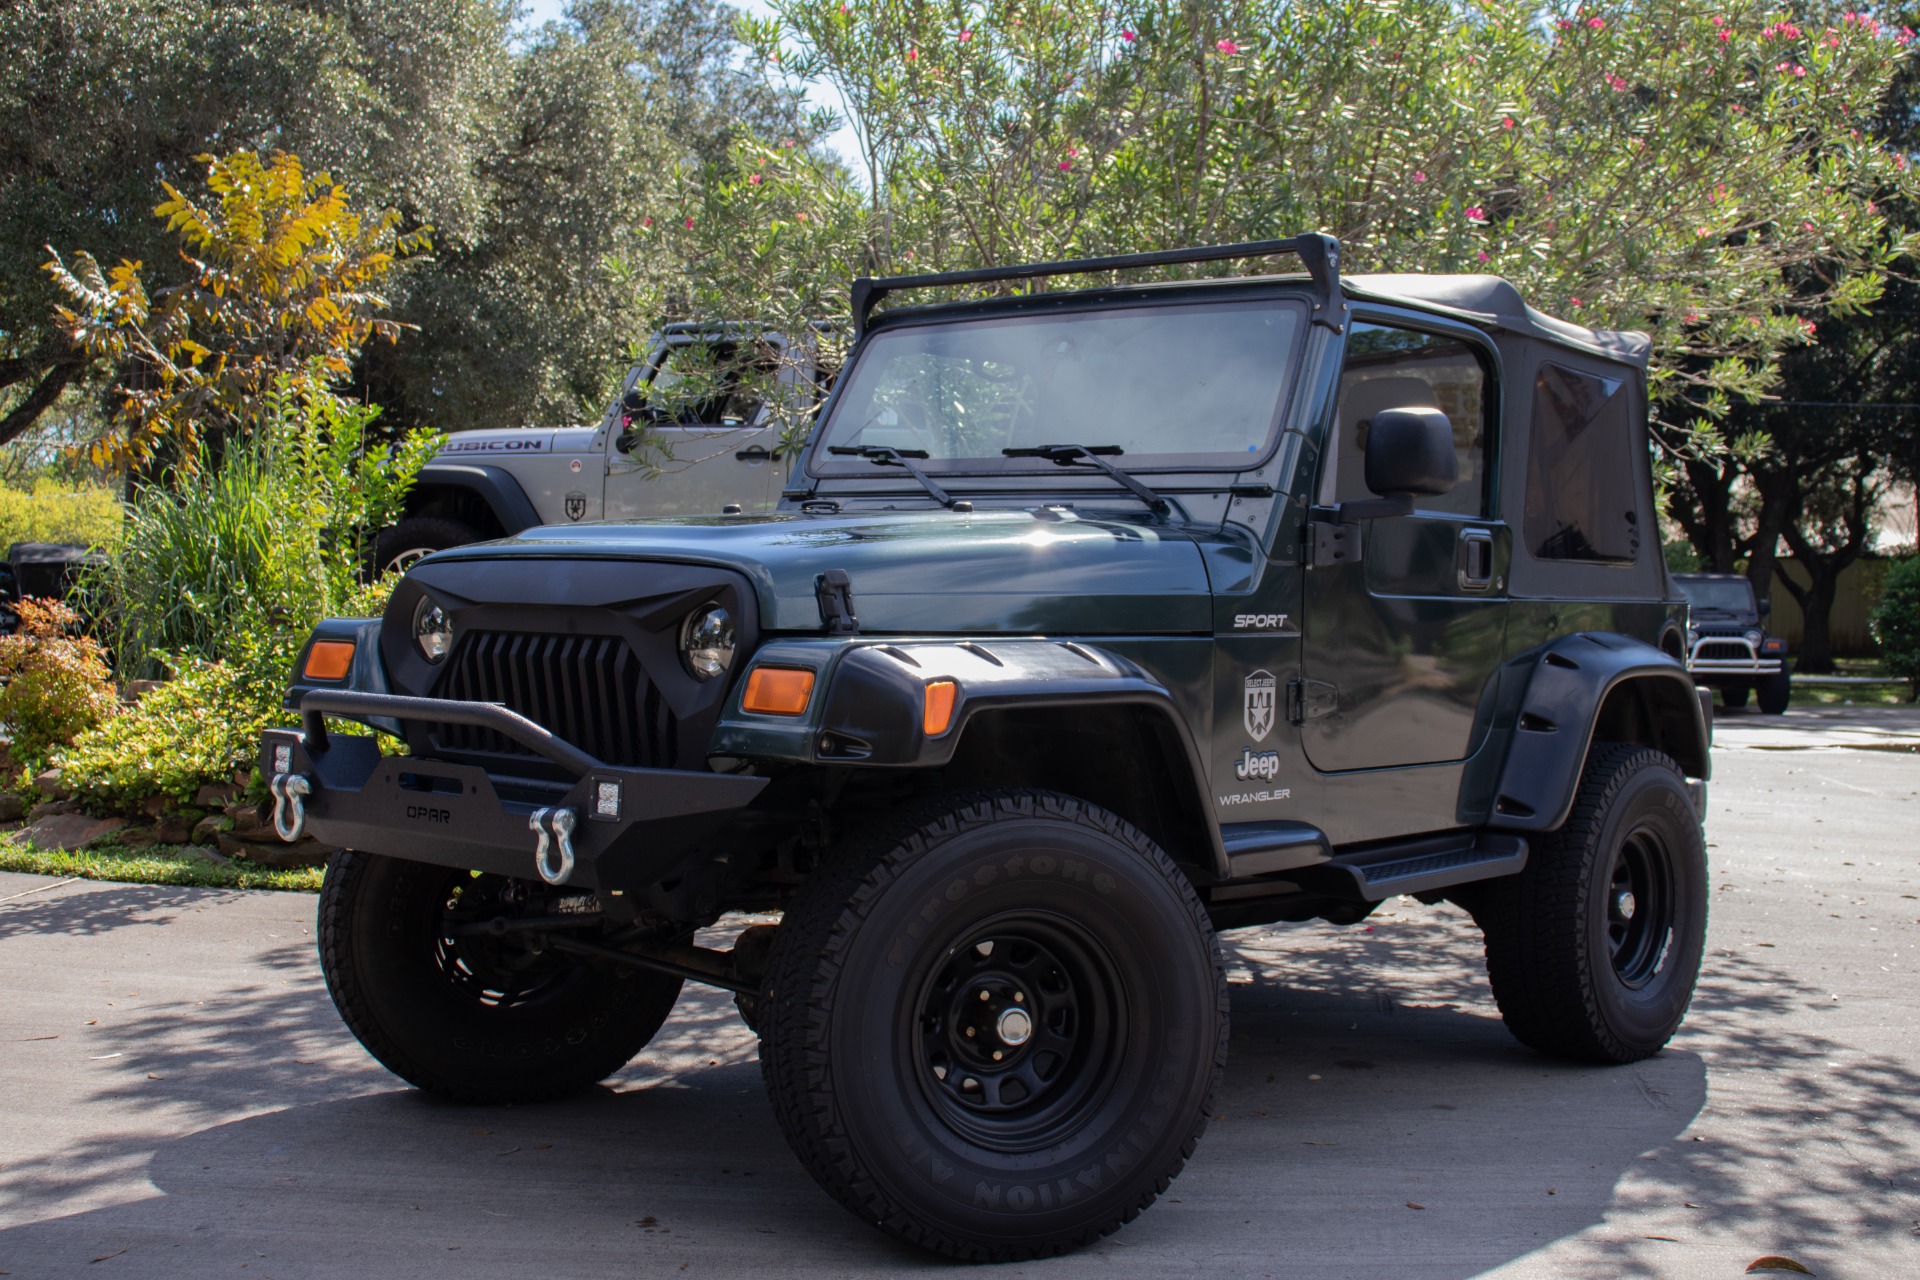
1001,444,1169,514
826,445,957,508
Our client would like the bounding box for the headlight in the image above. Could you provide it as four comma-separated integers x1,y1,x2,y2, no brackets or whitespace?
681,604,735,680
1744,628,1764,646
413,596,453,663
1686,627,1699,646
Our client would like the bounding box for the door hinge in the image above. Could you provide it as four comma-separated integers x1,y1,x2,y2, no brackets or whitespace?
1307,518,1362,569
1288,678,1338,724
815,568,859,635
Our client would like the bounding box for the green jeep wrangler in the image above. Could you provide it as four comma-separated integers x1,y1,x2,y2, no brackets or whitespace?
265,236,1712,1261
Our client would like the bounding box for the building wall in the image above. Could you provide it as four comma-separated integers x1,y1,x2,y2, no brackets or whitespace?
1768,558,1895,657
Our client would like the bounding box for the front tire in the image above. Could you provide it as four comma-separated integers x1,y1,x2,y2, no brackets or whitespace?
1755,672,1791,715
760,791,1228,1261
370,516,481,578
1465,744,1707,1064
317,851,683,1103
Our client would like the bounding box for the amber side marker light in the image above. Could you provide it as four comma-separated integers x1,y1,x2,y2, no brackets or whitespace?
743,666,816,715
303,640,355,681
923,680,959,736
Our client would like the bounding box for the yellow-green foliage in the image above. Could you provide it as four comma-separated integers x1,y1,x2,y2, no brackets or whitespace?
0,841,322,893
0,480,121,550
59,658,282,809
0,598,118,763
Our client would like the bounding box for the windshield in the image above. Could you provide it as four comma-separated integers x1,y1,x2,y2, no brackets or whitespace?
1679,578,1755,613
812,299,1306,473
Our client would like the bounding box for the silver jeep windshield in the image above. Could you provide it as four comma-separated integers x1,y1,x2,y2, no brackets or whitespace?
812,298,1306,473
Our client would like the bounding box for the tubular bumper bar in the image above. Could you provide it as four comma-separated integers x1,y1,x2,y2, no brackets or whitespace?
262,691,767,891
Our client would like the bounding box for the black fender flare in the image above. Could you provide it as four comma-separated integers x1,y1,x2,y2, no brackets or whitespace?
814,640,1229,878
409,463,541,535
1487,631,1710,833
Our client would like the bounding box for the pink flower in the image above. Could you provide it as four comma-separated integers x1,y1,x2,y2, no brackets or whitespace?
1121,29,1136,42
1685,311,1700,324
796,211,808,222
1719,29,1732,42
1605,72,1629,91
1902,27,1916,46
1711,14,1725,25
906,45,918,61
1216,38,1240,54
1502,116,1515,129
643,216,654,227
685,216,695,229
1587,16,1605,29
1412,169,1427,183
1867,200,1879,214
1058,160,1072,171
1476,251,1490,262
748,173,762,185
1570,296,1584,307
959,28,971,42
1800,319,1817,336
1802,220,1816,231
1465,205,1486,222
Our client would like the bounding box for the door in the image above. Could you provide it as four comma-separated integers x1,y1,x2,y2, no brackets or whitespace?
1300,319,1511,772
605,339,783,518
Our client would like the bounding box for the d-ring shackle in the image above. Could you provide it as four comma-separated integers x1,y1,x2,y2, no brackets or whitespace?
269,773,312,842
530,807,578,885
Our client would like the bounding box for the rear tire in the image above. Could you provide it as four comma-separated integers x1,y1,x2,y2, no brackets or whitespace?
1464,744,1707,1064
317,851,683,1103
371,516,481,578
760,790,1228,1261
1755,672,1791,715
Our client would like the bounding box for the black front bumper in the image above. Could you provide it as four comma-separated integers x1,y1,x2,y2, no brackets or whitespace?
261,690,768,891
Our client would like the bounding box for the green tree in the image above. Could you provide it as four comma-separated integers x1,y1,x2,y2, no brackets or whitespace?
0,0,513,445
687,0,1917,427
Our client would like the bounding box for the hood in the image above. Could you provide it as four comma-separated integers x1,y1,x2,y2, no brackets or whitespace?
425,508,1222,634
432,426,599,459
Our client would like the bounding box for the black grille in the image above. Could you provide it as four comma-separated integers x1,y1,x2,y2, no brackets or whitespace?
435,631,676,769
1696,641,1751,661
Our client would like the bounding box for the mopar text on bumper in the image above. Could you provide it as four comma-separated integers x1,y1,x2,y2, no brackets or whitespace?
261,690,766,890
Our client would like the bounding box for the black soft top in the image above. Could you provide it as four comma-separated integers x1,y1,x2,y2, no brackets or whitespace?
1345,274,1652,368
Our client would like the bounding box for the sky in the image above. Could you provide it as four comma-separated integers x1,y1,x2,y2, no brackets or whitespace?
515,0,863,174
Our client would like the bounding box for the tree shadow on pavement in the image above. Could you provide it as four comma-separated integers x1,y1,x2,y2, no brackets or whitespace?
0,902,1914,1279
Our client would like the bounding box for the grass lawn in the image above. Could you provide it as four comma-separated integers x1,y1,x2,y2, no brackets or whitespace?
0,839,323,892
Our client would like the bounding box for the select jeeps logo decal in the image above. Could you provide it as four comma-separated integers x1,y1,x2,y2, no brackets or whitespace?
1233,747,1280,782
1244,669,1276,742
565,491,587,521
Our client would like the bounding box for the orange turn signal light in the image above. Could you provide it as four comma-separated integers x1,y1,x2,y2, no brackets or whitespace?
742,666,816,716
303,640,355,681
923,680,959,736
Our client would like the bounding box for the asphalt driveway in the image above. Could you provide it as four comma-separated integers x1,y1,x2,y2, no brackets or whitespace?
1,708,1916,1278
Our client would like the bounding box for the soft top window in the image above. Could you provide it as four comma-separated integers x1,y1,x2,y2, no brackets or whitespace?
812,299,1306,472
1525,363,1642,563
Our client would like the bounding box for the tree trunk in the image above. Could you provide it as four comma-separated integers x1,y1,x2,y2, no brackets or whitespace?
1781,559,1843,674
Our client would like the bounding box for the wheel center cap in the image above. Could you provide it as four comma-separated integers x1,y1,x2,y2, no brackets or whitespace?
996,1006,1033,1046
1615,890,1637,921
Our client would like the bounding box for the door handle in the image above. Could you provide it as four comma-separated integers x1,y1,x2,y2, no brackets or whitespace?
1458,528,1495,591
735,445,772,463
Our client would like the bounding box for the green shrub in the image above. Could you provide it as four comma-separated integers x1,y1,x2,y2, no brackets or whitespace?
95,378,438,678
0,598,118,765
1871,556,1920,702
0,480,122,550
58,656,283,810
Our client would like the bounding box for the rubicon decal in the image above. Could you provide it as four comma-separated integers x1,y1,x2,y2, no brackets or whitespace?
1233,747,1280,782
438,438,547,453
1243,669,1276,742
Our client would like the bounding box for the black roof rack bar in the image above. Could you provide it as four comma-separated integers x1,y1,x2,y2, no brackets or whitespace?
850,233,1348,337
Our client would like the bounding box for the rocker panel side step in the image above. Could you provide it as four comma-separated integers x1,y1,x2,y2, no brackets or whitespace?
1298,831,1529,902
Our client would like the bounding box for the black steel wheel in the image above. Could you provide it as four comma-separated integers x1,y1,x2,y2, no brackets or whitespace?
1464,743,1707,1064
760,790,1228,1261
318,850,683,1103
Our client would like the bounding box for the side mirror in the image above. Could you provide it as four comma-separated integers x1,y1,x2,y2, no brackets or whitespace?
620,388,646,415
1364,407,1457,499
1757,596,1772,618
